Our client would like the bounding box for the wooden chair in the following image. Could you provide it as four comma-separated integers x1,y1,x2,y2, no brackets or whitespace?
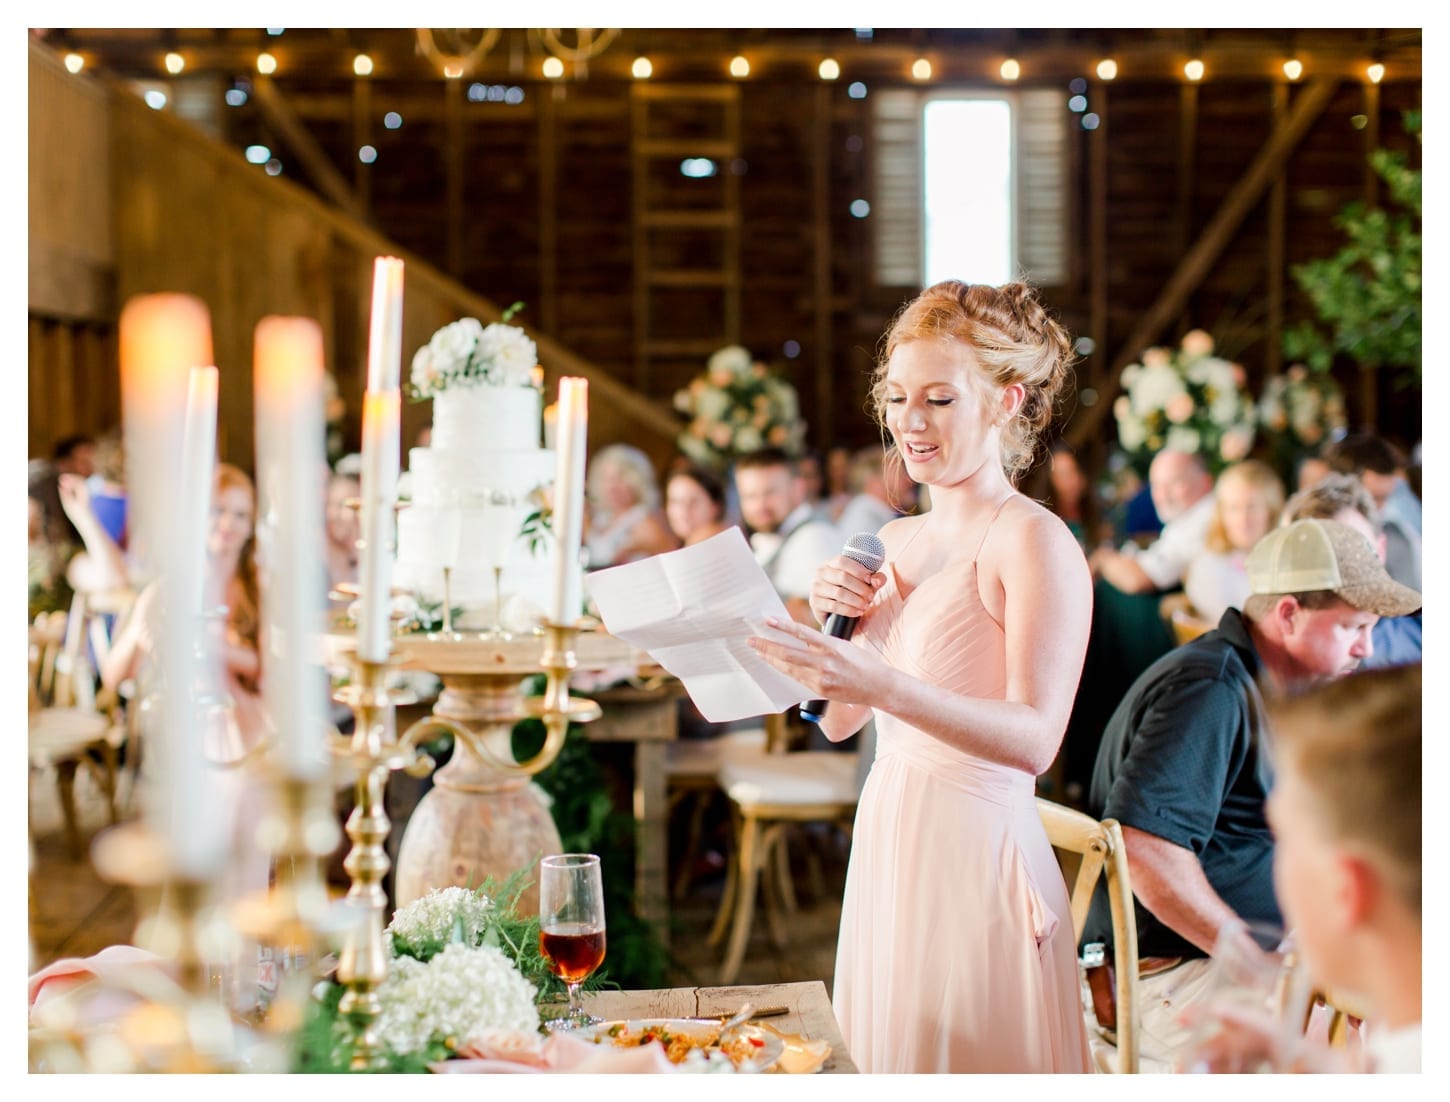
1159,592,1214,646
28,611,126,858
708,713,859,984
1037,797,1140,1073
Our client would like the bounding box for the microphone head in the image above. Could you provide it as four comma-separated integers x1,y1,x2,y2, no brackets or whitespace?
841,531,886,574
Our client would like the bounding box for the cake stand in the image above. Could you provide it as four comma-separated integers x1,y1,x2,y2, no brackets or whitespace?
327,626,641,915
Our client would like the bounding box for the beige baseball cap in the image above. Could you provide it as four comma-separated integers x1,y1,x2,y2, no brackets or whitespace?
1247,518,1421,618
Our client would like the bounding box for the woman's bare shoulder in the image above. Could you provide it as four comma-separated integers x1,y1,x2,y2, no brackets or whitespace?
990,496,1089,570
878,513,926,555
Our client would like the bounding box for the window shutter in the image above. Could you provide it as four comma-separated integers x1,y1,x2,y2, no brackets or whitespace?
1015,89,1069,287
872,90,923,287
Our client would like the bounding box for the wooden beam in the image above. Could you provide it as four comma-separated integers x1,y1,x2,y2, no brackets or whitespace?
249,74,363,219
1066,77,1340,448
1175,81,1198,333
1363,78,1381,206
352,75,371,216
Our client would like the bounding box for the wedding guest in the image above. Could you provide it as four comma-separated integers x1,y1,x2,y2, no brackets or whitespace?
1282,474,1422,670
1089,449,1215,595
733,447,839,625
1263,663,1421,1072
749,280,1093,1072
1183,460,1285,624
1181,663,1423,1073
57,473,130,597
1296,453,1332,493
583,444,679,567
1062,449,1216,796
1084,519,1421,1072
824,444,854,522
85,429,129,549
102,463,269,762
1045,438,1098,550
1323,432,1421,590
796,448,831,517
29,433,98,548
324,467,361,604
663,462,733,547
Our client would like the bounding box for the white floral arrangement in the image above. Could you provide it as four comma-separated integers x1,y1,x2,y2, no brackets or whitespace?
386,885,495,958
408,303,538,400
374,942,541,1059
1113,328,1257,474
673,344,806,471
1257,364,1348,452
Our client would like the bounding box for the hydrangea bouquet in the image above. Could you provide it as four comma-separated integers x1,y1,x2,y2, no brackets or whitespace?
294,874,572,1072
673,344,806,471
1113,329,1257,476
408,303,537,400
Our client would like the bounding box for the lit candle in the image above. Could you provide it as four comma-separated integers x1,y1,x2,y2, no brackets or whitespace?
254,317,328,779
366,257,405,393
180,366,218,613
543,402,558,450
549,378,588,625
357,388,401,661
531,364,545,390
119,293,223,878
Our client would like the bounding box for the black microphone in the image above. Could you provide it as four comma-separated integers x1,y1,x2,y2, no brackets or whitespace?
799,531,887,724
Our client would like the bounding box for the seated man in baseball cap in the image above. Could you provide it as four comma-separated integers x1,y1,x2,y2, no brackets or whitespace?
1079,518,1421,1070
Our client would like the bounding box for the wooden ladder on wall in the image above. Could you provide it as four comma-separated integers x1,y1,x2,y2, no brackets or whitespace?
630,83,742,394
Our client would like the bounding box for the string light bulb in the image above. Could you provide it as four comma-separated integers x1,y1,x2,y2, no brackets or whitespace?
1184,58,1205,82
912,58,932,80
1367,62,1385,83
1283,58,1303,81
164,52,184,75
64,52,84,74
819,58,840,81
729,55,750,78
257,52,277,75
1096,58,1117,81
1000,58,1020,81
632,56,653,79
542,57,564,79
353,53,373,76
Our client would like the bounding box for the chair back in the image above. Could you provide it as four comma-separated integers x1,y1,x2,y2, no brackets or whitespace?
1037,797,1140,1073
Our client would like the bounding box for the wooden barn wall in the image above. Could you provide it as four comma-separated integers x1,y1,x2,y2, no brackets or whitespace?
28,44,119,457
27,43,679,476
29,36,1422,477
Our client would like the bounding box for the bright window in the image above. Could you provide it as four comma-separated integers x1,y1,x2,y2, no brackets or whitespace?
922,98,1014,286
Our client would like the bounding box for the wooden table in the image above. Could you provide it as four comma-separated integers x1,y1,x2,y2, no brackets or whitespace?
581,980,858,1073
584,679,685,949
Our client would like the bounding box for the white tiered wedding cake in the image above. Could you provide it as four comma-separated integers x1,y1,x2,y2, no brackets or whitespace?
394,316,565,631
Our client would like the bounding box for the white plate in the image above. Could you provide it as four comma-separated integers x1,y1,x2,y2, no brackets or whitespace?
574,1018,784,1072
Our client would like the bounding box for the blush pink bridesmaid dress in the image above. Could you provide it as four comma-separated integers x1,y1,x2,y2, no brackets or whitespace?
834,513,1091,1073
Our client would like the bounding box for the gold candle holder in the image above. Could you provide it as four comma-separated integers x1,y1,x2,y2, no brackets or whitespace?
328,650,435,1071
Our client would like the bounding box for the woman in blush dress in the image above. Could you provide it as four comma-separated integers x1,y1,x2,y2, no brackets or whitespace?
1183,460,1284,624
750,281,1093,1073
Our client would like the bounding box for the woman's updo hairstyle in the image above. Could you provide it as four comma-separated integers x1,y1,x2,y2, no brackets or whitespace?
871,280,1075,482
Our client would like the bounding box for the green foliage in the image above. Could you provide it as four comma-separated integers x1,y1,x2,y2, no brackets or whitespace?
1285,110,1421,384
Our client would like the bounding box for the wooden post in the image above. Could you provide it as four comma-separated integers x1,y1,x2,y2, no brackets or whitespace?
1266,80,1288,379
353,74,371,217
1089,84,1108,416
1176,81,1198,334
1066,78,1340,448
813,83,834,450
444,77,463,279
539,86,559,338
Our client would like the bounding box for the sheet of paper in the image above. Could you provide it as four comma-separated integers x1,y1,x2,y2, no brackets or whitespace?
583,527,813,722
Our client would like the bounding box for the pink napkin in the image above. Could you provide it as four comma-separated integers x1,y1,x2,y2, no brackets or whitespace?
29,945,170,1025
431,1031,680,1074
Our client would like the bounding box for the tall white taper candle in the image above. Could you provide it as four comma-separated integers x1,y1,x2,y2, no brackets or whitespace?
119,294,225,878
548,377,588,625
357,389,401,662
254,317,328,779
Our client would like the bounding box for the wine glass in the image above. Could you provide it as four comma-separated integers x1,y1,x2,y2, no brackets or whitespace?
538,853,607,1032
1179,920,1313,1073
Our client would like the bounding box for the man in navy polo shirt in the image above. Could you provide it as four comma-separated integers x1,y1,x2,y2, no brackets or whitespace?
1082,518,1421,1070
